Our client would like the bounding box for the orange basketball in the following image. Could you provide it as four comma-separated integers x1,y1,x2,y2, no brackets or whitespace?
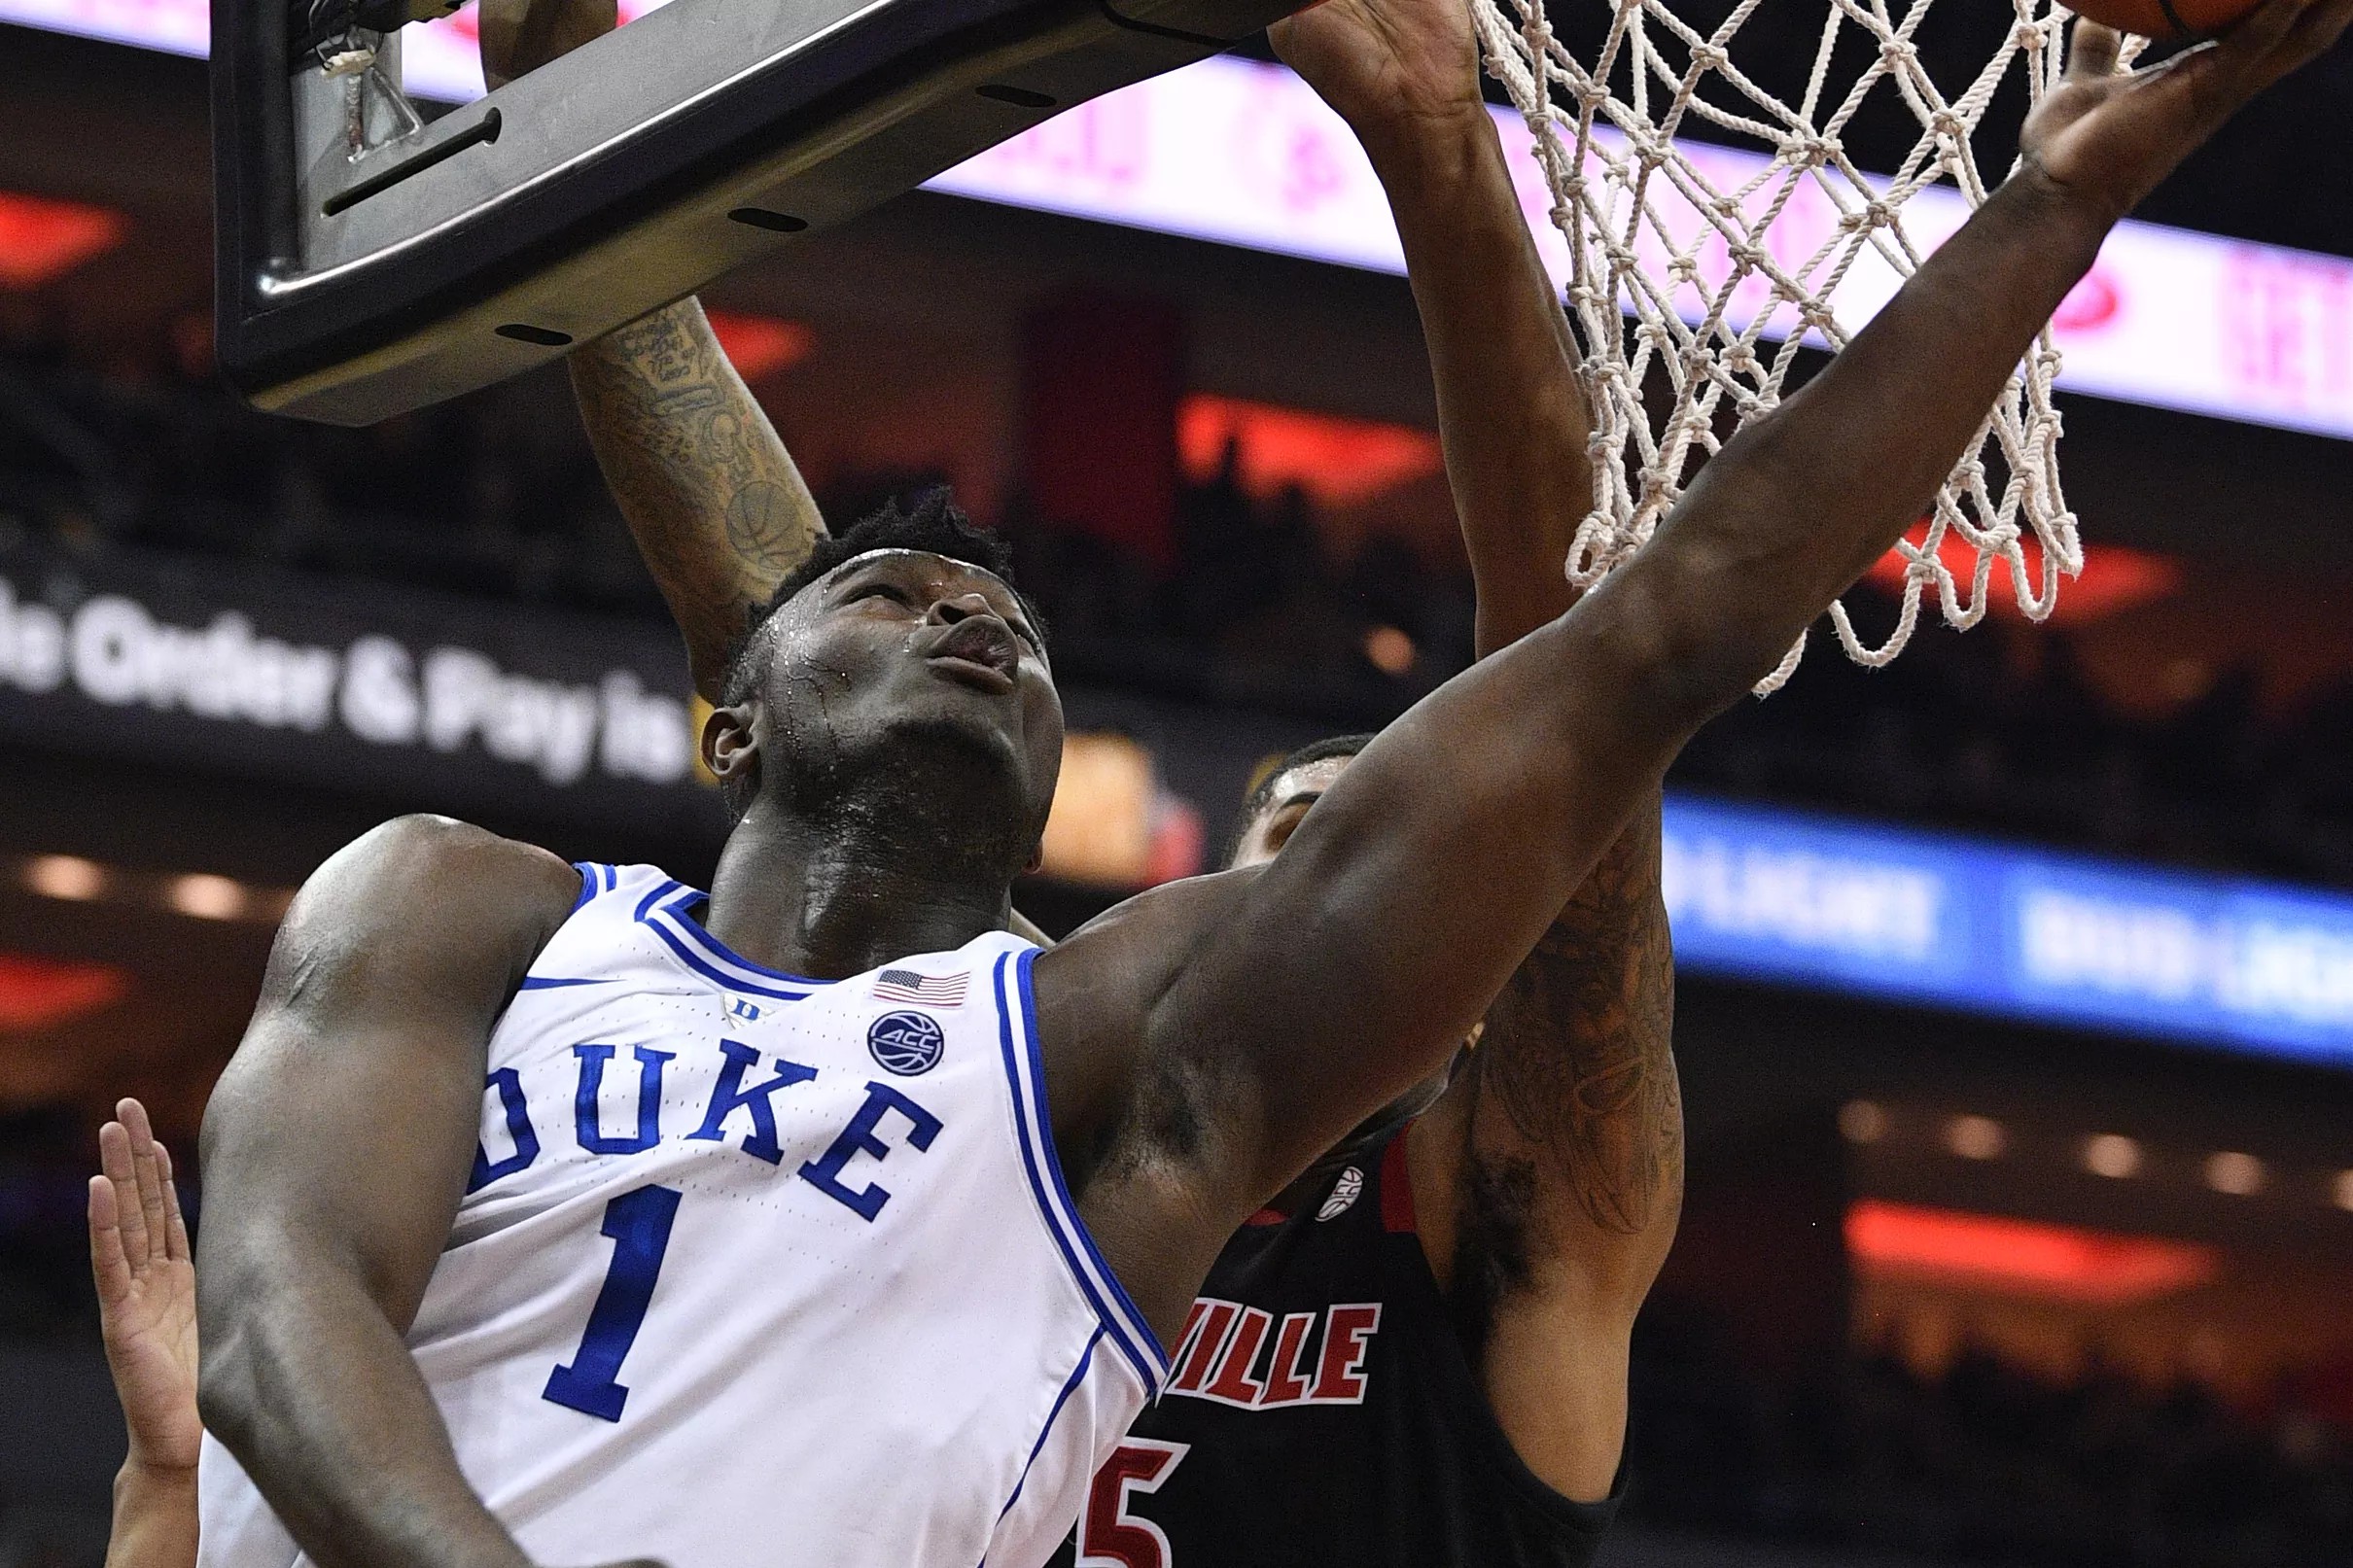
2064,0,2265,39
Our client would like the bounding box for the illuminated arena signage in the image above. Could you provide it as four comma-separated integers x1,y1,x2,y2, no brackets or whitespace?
1662,796,2353,1069
10,2,2349,440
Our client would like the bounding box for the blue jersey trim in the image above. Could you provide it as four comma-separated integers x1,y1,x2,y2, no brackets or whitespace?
517,976,612,991
644,917,815,1001
644,886,826,995
1013,949,1170,1376
987,1325,1104,1540
566,862,602,914
635,885,819,1001
633,875,686,924
993,950,1168,1395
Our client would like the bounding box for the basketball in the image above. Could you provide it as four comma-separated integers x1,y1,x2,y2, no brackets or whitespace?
2065,0,2265,38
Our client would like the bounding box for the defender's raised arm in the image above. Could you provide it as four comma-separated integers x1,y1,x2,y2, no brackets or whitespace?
1037,4,2353,1340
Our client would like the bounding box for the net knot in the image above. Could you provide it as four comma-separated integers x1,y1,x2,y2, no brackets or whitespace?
1840,199,1898,233
1783,133,1842,169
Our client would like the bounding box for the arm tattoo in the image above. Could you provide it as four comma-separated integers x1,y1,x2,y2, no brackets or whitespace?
1468,795,1680,1238
570,299,826,694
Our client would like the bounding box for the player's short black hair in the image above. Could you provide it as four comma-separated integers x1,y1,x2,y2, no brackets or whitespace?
713,486,1037,819
1226,732,1378,867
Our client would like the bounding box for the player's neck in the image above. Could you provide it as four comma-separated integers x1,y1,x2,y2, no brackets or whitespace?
701,806,1013,980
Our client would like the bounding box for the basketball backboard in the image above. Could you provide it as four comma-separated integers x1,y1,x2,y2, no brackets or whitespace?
214,0,1303,425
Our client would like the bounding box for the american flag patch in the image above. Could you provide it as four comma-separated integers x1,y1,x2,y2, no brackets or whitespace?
873,969,968,1007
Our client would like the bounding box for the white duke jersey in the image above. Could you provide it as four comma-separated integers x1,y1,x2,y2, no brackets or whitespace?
198,861,1169,1568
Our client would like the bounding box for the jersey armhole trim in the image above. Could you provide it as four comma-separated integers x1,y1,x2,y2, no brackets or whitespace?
987,1324,1106,1538
567,861,613,912
995,948,1171,1396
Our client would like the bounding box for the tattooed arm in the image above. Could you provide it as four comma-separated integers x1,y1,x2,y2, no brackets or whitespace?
475,0,826,701
1423,807,1675,1503
475,0,825,697
1273,0,1676,1506
569,299,826,700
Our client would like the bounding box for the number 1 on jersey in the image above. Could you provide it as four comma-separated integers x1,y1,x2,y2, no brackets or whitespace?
544,1185,683,1422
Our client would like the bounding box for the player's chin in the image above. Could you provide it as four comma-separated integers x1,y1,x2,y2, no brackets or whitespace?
879,691,1033,768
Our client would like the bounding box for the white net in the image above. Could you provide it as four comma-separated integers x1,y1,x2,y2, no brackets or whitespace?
1472,0,2124,691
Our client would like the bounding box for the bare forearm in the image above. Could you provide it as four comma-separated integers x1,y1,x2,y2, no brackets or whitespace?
200,1278,525,1568
1641,170,2111,714
569,298,825,699
1360,110,1590,656
106,1464,198,1568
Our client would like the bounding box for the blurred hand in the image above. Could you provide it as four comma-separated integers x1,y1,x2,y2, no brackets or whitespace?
89,1098,201,1477
477,0,618,90
2022,0,2353,220
1270,0,1487,142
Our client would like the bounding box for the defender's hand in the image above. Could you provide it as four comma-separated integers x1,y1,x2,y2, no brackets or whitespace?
89,1099,201,1477
2022,0,2353,221
477,0,618,90
1270,0,1487,142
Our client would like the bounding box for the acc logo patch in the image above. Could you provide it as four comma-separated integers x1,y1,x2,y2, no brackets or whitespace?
1317,1166,1364,1222
868,1010,946,1076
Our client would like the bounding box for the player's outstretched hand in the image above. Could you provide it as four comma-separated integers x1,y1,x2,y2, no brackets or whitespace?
477,0,618,90
90,1098,201,1478
2023,0,2353,220
1269,0,1486,145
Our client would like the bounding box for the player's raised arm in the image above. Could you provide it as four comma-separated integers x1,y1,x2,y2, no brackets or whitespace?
1039,3,2351,1339
194,819,582,1568
1274,0,1678,1504
475,0,829,702
569,299,826,699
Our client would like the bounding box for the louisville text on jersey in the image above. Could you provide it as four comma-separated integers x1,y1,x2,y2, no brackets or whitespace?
1162,1297,1382,1409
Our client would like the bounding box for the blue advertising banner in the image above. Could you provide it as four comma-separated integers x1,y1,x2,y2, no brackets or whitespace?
1663,795,2353,1068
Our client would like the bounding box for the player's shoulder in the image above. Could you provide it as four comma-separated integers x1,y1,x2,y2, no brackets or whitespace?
331,814,577,899
1049,863,1261,985
1026,864,1261,1149
283,816,582,962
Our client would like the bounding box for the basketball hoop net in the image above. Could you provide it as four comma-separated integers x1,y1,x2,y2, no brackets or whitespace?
1474,0,2124,691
